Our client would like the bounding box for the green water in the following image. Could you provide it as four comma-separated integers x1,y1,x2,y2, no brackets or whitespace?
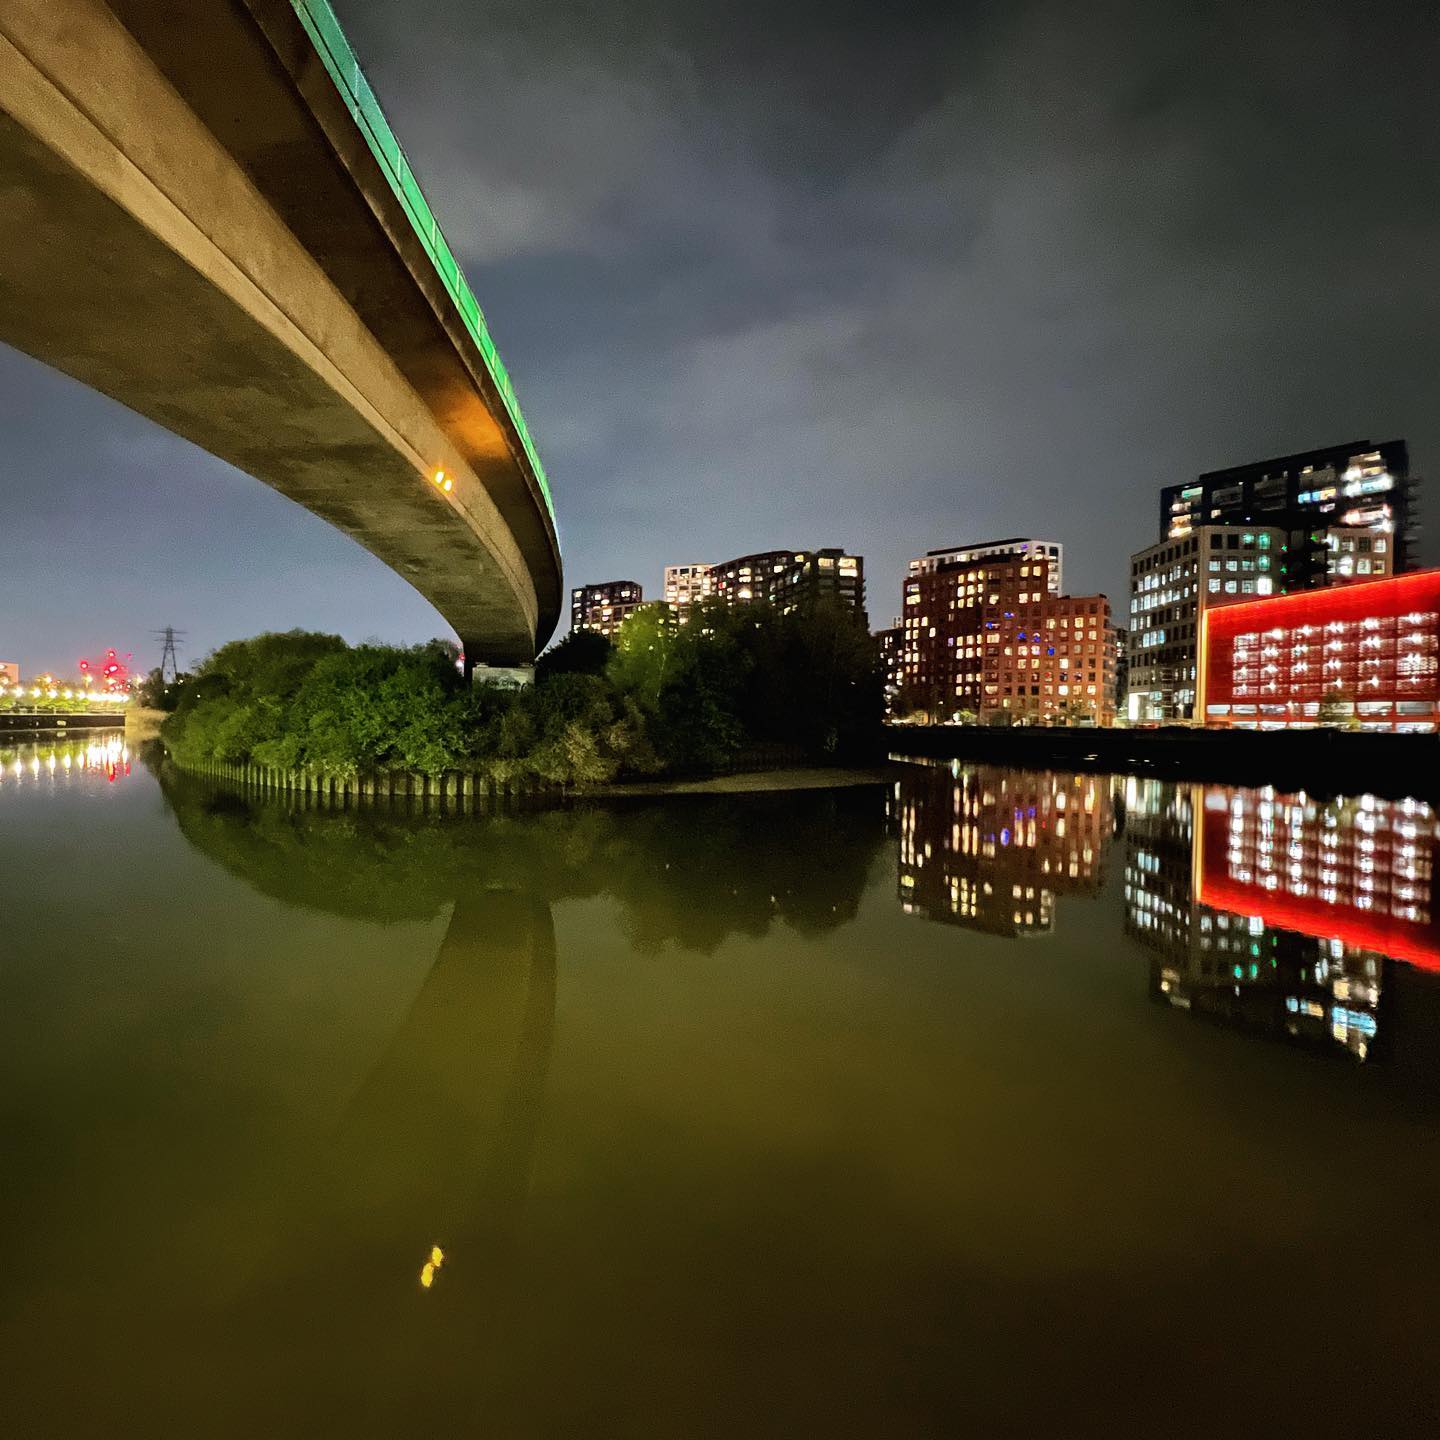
2,735,1438,1437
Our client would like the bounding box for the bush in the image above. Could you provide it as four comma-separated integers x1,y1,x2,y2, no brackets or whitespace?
536,629,612,681
162,607,881,786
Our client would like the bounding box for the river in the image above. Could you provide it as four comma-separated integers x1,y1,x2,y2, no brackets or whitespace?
2,734,1438,1437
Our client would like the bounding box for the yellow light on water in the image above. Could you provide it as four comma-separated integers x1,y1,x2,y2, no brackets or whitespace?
419,1242,446,1289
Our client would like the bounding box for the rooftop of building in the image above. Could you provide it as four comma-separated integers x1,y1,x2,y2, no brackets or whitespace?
714,548,858,567
572,580,643,599
923,537,1060,557
1190,438,1408,485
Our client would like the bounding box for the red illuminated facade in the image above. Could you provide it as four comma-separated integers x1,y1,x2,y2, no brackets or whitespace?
1200,568,1440,731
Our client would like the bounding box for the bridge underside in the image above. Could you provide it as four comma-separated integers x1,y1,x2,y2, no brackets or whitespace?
0,0,561,665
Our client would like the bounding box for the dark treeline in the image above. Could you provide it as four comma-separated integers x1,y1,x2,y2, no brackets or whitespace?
156,598,881,786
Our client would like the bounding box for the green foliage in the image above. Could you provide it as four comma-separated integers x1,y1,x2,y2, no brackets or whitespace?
609,598,881,770
536,629,612,681
137,667,190,712
162,607,882,787
606,603,681,708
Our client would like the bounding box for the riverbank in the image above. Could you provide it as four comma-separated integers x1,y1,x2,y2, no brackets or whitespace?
124,706,166,742
163,751,893,813
593,765,893,798
887,722,1439,799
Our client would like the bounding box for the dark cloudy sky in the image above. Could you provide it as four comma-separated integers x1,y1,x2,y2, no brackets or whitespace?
2,0,1438,675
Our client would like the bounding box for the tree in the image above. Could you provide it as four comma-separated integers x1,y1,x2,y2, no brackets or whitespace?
891,680,934,724
1058,698,1097,727
160,607,884,787
137,666,189,712
607,603,682,709
1318,690,1358,729
537,629,612,681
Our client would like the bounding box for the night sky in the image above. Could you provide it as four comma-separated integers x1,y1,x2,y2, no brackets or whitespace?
2,0,1437,676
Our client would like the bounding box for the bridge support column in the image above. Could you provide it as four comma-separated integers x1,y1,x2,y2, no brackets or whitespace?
469,664,534,690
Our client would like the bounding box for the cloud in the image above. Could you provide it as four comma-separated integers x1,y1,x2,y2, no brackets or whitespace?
2,0,1435,669
375,0,1435,614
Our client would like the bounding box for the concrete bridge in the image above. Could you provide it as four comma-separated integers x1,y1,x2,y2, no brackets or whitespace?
0,0,561,666
0,707,127,734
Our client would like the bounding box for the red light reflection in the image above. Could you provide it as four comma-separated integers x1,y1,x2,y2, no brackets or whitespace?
1196,789,1440,972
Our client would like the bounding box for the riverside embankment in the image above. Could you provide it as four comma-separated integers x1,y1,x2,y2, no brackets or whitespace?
166,751,893,813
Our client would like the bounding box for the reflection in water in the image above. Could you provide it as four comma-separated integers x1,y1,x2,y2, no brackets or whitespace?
6,752,1440,1434
131,765,891,1430
891,760,1440,1070
893,760,1119,935
212,887,560,1433
154,761,887,949
335,886,557,1246
0,733,130,789
1194,787,1437,968
1124,777,1440,1064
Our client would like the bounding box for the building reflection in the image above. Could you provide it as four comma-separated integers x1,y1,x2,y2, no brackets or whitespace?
1195,787,1437,966
0,733,131,789
1124,777,1440,1063
894,761,1116,936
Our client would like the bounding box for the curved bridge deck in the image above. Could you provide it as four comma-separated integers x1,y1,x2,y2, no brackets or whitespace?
0,0,561,663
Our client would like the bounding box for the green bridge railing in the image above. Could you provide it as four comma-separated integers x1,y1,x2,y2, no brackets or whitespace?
289,0,554,521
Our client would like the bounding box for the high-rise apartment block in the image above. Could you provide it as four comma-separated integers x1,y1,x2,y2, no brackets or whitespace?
663,563,715,611
1127,525,1286,722
709,549,865,620
901,548,1114,725
1161,440,1415,587
1132,439,1420,722
570,580,644,638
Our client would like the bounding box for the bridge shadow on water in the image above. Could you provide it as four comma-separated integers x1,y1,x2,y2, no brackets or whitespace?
147,760,889,1434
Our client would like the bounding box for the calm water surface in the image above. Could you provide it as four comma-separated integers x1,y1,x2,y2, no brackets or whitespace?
2,735,1438,1437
